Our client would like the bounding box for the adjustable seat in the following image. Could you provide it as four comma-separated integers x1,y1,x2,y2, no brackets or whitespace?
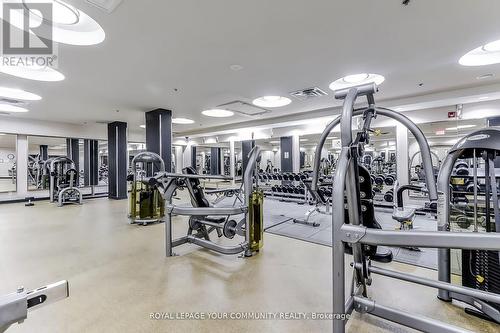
392,208,416,224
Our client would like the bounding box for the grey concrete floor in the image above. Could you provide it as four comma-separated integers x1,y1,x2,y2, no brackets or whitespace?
0,198,498,333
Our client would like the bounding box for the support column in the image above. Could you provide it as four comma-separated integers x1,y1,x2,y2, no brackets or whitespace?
229,140,235,184
145,109,172,172
17,135,28,198
182,143,195,171
292,135,300,173
174,146,183,173
396,124,409,201
210,147,221,175
39,145,48,160
280,136,293,173
242,140,255,174
66,138,79,170
201,151,206,174
83,139,98,186
108,122,128,200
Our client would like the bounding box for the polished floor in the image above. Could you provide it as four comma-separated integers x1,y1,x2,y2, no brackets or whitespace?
0,198,497,333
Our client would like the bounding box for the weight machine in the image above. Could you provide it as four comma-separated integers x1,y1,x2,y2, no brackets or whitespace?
312,83,500,332
128,152,165,225
46,157,82,207
437,128,500,323
147,146,264,257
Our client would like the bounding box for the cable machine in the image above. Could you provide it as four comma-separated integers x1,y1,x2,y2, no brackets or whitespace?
312,83,500,333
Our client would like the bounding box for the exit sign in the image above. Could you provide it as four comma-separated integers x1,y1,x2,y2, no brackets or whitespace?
448,111,457,118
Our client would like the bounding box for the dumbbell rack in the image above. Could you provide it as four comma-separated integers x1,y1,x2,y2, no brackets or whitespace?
259,172,308,204
370,173,397,208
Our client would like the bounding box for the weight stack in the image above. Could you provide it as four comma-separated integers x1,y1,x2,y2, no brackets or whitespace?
462,249,500,312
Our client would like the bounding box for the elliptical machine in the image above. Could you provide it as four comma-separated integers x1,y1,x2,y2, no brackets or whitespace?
46,157,82,207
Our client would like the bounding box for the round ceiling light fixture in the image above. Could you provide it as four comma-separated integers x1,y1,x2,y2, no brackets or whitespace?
139,124,146,129
0,63,65,81
201,109,234,118
329,73,385,91
0,0,105,46
0,87,41,100
342,73,370,83
24,0,80,25
172,118,195,124
459,39,500,66
252,96,292,108
0,104,29,113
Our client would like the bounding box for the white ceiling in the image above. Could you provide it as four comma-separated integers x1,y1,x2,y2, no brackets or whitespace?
2,0,500,138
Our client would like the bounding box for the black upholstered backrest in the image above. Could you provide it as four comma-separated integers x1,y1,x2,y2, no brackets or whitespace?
182,167,210,208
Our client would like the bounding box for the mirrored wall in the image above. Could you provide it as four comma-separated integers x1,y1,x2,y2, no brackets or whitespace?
0,134,17,193
98,141,108,186
28,136,67,191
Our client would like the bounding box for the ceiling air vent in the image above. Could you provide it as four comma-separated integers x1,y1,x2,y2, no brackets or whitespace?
289,87,328,101
216,100,271,117
86,0,123,13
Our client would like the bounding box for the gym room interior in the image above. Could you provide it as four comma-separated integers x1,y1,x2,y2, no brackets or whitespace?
1,1,500,332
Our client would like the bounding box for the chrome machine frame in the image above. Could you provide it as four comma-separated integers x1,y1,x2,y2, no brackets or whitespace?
47,157,82,207
148,146,262,258
312,83,500,332
0,280,69,332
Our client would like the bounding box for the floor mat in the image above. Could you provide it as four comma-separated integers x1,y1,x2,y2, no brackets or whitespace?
264,200,439,270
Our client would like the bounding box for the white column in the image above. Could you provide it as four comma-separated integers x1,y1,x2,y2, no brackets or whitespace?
201,152,206,173
219,148,224,176
174,146,183,173
182,143,192,170
16,135,29,198
396,124,409,201
292,135,300,173
229,140,235,184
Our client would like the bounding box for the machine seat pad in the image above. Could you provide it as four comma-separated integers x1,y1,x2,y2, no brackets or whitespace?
204,216,226,224
392,208,416,222
371,248,393,263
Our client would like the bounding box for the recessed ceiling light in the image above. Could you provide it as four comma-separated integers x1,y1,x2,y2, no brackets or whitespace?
139,124,146,129
172,118,195,124
0,104,29,113
0,64,65,81
0,87,41,101
459,39,500,66
343,73,370,83
1,0,105,46
483,40,500,52
329,73,385,91
478,96,489,100
269,141,280,144
230,64,244,71
201,109,234,117
300,139,309,142
252,96,292,108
